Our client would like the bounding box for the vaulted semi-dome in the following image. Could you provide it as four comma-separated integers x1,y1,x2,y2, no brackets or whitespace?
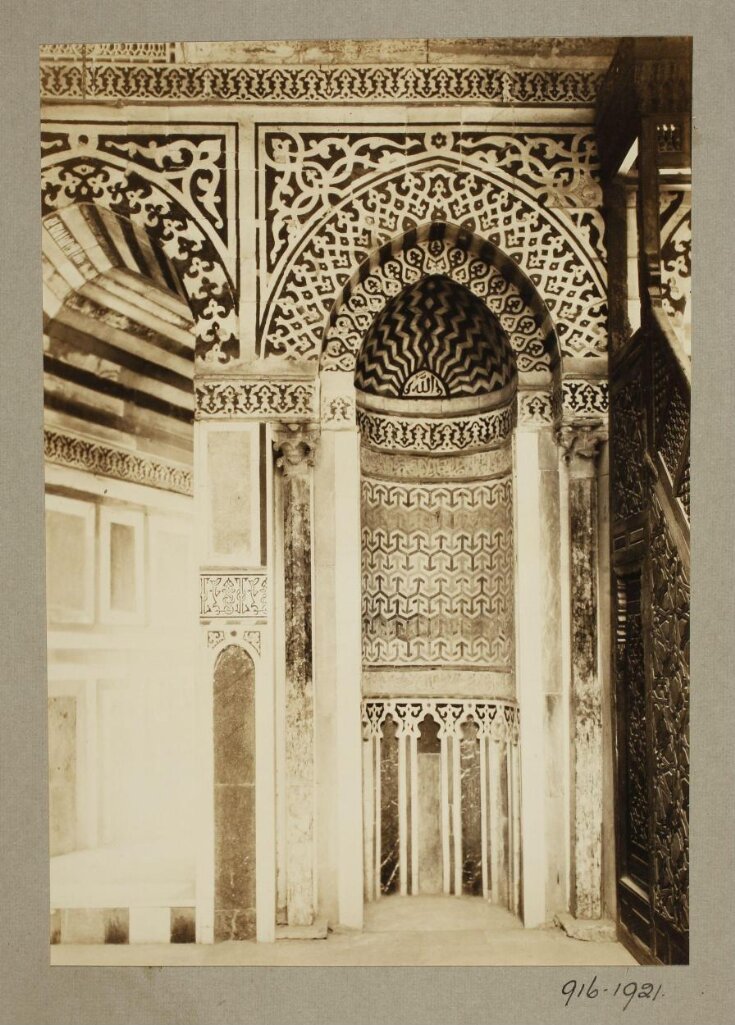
354,274,516,401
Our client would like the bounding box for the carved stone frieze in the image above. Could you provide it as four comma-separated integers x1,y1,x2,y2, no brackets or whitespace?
196,379,316,420
561,379,609,419
41,42,174,62
44,428,193,496
357,405,513,453
41,58,605,105
362,698,519,743
200,573,268,618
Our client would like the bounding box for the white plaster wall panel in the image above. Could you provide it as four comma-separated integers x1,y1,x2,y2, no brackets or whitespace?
45,495,96,624
201,423,260,566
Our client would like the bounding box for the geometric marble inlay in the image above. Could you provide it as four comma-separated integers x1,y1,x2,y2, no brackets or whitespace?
362,476,514,668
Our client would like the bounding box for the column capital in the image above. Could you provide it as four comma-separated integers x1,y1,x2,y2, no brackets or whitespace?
556,422,608,476
273,423,319,476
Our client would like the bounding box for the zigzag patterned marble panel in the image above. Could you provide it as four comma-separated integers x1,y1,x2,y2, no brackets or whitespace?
361,476,514,669
355,274,515,399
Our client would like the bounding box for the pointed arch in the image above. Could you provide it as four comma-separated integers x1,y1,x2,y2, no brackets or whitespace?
41,143,238,362
320,223,560,383
260,141,607,364
42,202,192,321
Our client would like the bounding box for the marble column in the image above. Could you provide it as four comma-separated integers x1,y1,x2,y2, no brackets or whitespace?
513,426,547,926
213,645,256,941
332,430,364,928
274,423,319,926
557,422,608,920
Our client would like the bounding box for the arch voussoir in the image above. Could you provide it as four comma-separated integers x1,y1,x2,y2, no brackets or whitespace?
41,152,239,362
320,223,559,381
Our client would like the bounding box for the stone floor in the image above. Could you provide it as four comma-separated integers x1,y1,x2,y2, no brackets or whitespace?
51,895,637,966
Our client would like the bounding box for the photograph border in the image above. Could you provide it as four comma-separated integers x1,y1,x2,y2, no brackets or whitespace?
2,2,733,1023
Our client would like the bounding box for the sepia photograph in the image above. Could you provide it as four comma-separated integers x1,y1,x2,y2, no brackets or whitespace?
37,34,691,970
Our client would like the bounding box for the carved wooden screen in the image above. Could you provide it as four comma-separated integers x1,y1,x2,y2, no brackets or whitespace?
610,320,690,965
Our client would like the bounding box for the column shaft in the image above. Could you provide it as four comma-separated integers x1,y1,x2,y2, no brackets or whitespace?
559,424,607,921
275,426,318,926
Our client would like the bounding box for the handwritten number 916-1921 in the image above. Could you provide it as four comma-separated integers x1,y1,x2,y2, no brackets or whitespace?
562,977,663,1011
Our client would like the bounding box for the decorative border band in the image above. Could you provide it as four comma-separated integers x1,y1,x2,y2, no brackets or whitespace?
362,698,520,741
44,428,193,496
357,405,513,453
360,443,512,481
195,379,316,419
200,573,268,618
41,61,604,105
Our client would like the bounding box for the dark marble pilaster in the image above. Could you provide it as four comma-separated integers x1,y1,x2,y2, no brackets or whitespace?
213,644,256,941
460,721,483,896
417,714,442,894
380,716,400,894
558,423,608,920
274,424,319,926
